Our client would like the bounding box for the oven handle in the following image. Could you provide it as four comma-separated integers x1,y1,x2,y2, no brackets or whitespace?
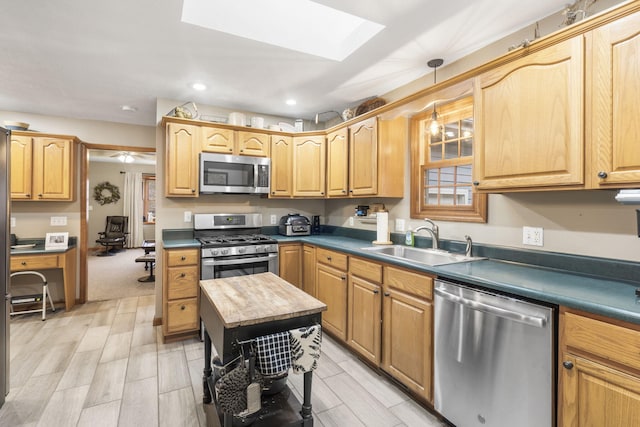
202,253,277,267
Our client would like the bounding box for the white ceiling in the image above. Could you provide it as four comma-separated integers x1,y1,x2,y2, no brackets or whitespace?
1,0,569,127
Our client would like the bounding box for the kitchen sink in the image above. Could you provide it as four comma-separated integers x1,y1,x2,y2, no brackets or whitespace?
360,245,484,266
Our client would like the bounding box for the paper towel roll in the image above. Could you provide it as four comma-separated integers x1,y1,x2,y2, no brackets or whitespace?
374,211,392,244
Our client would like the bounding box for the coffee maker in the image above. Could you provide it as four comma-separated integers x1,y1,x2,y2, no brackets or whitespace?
312,215,321,234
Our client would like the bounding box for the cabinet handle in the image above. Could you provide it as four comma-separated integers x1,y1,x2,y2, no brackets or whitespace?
473,181,479,186
181,305,186,311
37,194,43,198
180,273,186,278
597,171,608,179
191,189,196,193
321,192,324,195
342,190,346,193
272,192,275,195
373,290,379,294
327,256,332,261
349,190,353,193
562,361,574,370
181,256,186,261
383,292,390,297
21,261,27,266
26,194,30,198
341,276,346,280
240,149,244,152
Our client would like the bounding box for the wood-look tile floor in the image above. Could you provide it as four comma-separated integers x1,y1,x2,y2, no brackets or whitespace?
0,296,446,427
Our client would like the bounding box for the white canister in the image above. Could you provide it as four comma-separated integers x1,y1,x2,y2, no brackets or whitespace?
228,112,246,126
251,116,264,128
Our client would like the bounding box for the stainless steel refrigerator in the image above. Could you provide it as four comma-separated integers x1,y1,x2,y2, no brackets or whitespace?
1,126,9,408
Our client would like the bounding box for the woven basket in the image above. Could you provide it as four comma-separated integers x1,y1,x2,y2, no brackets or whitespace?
355,97,386,116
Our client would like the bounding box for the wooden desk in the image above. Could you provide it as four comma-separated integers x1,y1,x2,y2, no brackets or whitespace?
10,247,77,312
200,273,326,427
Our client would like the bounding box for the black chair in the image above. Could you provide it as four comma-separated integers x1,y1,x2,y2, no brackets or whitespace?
96,216,129,256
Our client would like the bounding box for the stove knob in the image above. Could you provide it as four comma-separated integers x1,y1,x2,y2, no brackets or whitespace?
221,249,229,255
255,245,264,253
212,249,219,256
238,247,246,254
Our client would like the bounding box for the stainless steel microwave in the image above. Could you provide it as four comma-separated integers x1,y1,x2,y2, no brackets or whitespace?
199,153,270,194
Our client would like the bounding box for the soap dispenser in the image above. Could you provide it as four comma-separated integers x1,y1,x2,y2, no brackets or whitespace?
405,230,414,246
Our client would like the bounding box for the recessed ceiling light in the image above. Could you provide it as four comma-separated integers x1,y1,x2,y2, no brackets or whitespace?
182,0,385,61
192,82,207,91
286,99,297,106
121,105,137,112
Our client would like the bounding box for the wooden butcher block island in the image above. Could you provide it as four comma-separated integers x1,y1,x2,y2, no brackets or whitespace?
200,273,327,427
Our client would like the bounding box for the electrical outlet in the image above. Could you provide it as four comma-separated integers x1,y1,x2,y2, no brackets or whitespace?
10,217,15,227
184,211,192,222
396,219,405,232
270,215,277,225
50,216,67,226
349,216,355,226
523,226,544,246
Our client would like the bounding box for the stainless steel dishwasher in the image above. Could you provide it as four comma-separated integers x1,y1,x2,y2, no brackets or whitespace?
434,279,555,427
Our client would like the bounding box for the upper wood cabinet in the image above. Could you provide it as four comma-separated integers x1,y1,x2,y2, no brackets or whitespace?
236,131,269,157
326,116,405,198
293,135,326,197
166,122,199,197
589,10,640,188
326,127,349,197
269,134,293,197
201,126,234,154
11,132,75,201
473,36,584,191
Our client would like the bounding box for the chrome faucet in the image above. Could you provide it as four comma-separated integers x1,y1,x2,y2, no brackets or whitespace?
414,218,440,249
464,235,473,257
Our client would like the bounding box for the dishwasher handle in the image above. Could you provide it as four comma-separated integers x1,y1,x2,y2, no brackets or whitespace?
435,287,547,328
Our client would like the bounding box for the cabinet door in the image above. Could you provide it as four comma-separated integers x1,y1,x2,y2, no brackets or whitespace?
560,353,640,426
590,11,640,186
474,36,584,190
270,135,293,197
201,126,234,154
10,134,32,199
32,137,73,200
348,274,381,364
293,135,326,197
382,288,432,402
166,123,199,196
326,128,349,197
302,244,316,297
349,118,377,196
237,131,269,157
316,263,347,340
166,298,199,334
278,243,302,288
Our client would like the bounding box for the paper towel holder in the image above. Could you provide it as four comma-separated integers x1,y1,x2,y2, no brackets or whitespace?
372,208,393,245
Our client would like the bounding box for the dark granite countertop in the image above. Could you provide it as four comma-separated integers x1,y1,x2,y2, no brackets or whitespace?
10,237,78,255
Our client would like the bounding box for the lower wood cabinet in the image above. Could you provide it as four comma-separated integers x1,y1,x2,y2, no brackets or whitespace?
381,266,433,403
302,244,316,297
163,248,200,339
316,249,348,340
559,308,640,426
348,257,382,365
278,243,302,288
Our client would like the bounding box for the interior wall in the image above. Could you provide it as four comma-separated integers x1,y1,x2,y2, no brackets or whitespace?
88,161,155,249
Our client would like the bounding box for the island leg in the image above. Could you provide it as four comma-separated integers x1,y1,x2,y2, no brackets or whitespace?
203,329,212,404
301,371,314,426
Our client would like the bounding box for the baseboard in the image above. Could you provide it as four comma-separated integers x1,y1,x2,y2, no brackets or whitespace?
153,316,162,326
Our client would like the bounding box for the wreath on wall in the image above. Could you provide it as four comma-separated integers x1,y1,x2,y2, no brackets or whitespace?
93,181,121,205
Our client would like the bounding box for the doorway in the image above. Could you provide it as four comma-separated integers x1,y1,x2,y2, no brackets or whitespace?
81,144,156,303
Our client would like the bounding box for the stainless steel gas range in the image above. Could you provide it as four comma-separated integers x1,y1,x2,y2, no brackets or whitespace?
194,213,279,280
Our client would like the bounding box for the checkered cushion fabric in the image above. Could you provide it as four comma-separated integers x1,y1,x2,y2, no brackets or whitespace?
255,331,291,376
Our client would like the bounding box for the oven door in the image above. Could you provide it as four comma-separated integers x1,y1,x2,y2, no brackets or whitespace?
201,253,279,280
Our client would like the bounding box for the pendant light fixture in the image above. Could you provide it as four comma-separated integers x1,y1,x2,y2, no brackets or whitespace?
427,58,444,135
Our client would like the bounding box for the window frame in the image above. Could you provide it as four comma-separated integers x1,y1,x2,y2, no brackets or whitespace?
143,174,156,223
410,96,487,222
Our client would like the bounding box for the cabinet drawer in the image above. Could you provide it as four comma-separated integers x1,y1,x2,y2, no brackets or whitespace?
166,298,199,333
166,249,198,267
317,248,348,271
11,255,59,271
563,311,640,372
167,266,199,299
383,266,433,300
350,257,382,283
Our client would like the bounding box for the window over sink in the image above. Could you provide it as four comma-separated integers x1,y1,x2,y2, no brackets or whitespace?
410,96,487,222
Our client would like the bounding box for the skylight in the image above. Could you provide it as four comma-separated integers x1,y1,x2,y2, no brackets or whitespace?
181,0,385,61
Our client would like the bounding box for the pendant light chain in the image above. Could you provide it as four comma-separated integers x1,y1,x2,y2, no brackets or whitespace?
427,58,444,135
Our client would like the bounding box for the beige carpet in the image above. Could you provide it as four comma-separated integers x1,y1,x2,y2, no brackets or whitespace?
88,248,155,301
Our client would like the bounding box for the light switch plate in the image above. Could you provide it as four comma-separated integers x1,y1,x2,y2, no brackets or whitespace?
50,216,67,226
10,217,15,227
396,219,405,232
184,211,192,222
349,216,354,226
270,214,277,225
